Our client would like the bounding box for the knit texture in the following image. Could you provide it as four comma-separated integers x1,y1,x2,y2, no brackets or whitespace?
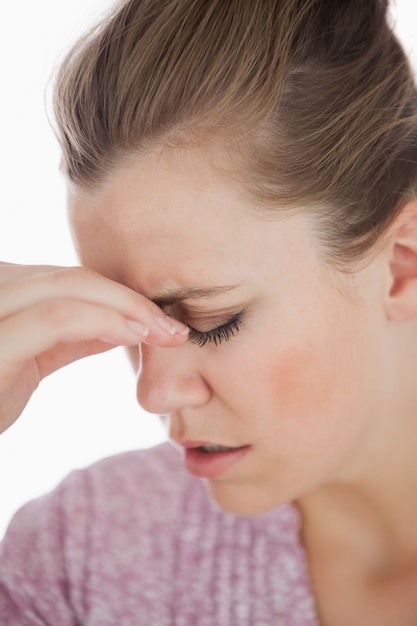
0,443,319,625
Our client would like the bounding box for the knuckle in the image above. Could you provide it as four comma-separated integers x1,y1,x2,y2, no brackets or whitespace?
52,266,98,289
38,299,76,329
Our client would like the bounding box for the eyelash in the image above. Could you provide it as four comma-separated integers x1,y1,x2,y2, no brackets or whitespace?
188,313,243,348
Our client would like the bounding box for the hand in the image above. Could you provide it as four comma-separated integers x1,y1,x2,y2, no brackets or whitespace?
0,262,189,433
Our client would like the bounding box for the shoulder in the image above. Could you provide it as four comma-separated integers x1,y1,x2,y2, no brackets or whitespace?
2,443,194,543
65,442,199,519
2,441,305,560
0,444,317,625
0,441,307,569
0,444,204,623
60,442,302,540
63,442,213,545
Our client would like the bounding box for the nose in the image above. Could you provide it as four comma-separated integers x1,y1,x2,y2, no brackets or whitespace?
136,343,211,415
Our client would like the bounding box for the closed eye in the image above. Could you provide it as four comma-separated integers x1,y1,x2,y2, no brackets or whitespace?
188,312,243,347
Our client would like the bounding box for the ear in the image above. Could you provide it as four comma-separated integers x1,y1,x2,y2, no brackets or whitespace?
385,200,417,322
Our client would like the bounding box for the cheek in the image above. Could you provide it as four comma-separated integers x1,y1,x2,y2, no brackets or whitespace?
264,331,357,416
221,312,370,436
204,333,324,420
256,314,381,467
259,339,333,430
203,293,378,432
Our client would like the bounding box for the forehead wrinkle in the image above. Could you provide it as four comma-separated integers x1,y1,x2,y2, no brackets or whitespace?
152,284,241,307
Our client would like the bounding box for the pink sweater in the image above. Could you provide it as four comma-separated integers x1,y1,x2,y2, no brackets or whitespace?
0,443,318,625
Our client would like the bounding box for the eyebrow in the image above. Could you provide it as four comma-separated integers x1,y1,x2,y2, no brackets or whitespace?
152,284,241,307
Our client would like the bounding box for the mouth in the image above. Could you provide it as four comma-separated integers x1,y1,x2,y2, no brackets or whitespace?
172,439,251,479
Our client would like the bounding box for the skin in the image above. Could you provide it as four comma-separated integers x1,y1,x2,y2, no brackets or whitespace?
0,263,189,433
69,145,417,621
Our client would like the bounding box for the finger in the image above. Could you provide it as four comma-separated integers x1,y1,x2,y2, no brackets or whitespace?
0,299,151,382
0,262,61,286
0,266,189,339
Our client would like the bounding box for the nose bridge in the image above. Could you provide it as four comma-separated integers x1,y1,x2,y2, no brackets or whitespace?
136,344,210,414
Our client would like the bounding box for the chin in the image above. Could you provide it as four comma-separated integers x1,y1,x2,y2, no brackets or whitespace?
203,478,290,517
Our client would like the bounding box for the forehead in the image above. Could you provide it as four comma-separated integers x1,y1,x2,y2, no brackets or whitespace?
67,147,313,297
70,148,245,232
70,150,244,269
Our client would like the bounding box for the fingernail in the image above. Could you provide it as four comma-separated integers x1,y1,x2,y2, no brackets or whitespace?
167,315,190,335
127,320,150,337
154,314,189,336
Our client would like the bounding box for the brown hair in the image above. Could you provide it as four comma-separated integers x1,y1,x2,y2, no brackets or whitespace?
53,0,417,264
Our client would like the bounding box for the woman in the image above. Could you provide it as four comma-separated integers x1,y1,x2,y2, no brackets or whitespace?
1,0,417,623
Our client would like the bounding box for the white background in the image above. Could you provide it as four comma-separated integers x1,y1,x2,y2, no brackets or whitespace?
0,0,416,538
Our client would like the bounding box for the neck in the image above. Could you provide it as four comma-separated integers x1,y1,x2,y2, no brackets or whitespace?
297,323,417,576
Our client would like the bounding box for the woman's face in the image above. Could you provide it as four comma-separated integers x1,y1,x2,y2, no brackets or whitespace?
69,147,391,515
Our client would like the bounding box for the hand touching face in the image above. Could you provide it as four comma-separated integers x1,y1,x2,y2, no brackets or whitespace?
0,262,188,433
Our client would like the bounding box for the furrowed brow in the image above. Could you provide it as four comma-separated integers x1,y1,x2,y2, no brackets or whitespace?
152,284,240,307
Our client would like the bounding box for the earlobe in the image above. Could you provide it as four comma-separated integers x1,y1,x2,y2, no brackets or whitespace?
385,201,417,322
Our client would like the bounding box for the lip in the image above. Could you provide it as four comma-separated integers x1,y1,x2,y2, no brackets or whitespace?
181,444,251,479
178,440,206,449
